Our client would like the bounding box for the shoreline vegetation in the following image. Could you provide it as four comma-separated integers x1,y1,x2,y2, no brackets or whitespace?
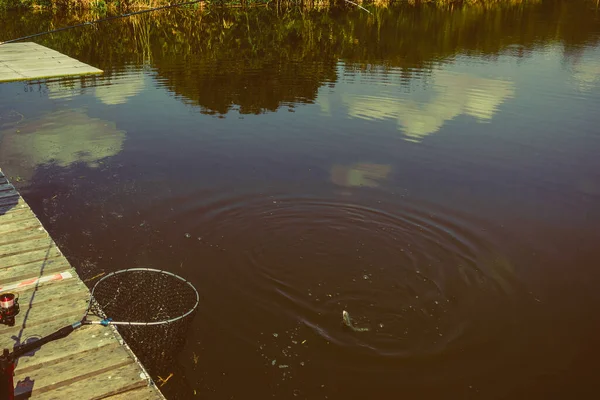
1,0,597,116
0,0,543,12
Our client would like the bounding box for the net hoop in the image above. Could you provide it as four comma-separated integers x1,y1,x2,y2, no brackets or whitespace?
87,267,199,326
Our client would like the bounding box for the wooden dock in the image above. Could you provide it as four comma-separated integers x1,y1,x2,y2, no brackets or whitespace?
0,42,102,83
0,169,165,399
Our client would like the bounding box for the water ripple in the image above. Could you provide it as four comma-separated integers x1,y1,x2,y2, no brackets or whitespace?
146,189,523,366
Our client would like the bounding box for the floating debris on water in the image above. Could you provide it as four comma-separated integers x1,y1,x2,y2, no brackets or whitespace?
184,233,191,238
272,360,277,366
273,333,279,338
279,365,289,369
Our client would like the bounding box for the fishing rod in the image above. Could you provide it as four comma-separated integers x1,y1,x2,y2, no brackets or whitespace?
0,0,371,45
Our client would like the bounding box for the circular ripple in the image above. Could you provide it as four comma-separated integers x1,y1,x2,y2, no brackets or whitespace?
152,189,522,363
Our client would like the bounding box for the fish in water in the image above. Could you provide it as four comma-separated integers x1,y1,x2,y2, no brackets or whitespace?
342,310,370,332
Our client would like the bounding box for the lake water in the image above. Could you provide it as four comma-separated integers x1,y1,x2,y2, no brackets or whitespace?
1,1,600,398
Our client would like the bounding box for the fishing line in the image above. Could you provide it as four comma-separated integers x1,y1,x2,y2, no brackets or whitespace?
0,0,371,45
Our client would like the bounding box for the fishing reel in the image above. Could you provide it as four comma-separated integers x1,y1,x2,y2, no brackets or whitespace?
0,293,19,327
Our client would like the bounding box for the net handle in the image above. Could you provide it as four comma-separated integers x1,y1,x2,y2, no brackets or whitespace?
85,267,200,326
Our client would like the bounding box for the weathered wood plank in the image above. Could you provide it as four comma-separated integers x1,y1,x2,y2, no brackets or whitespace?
0,189,19,199
0,52,67,61
0,226,48,247
0,204,34,220
16,345,140,398
0,255,68,282
0,247,63,270
0,237,56,261
0,217,42,235
9,276,88,309
0,296,88,336
0,313,85,351
0,277,88,336
32,363,150,400
0,277,88,339
20,67,102,79
0,307,85,346
9,58,93,69
0,71,24,82
0,194,22,208
0,45,63,54
0,182,14,192
15,325,119,374
102,385,162,400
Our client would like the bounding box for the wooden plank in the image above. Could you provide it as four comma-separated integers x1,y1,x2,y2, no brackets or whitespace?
0,256,70,285
13,60,102,72
0,65,19,73
0,237,56,260
9,276,88,309
0,281,88,338
0,217,42,235
31,363,150,400
20,67,102,80
0,188,19,199
0,194,21,208
0,71,24,82
0,182,14,192
15,325,119,374
0,247,63,270
0,226,48,247
15,344,140,398
103,385,162,400
0,295,88,336
0,308,85,347
8,57,90,68
0,204,34,220
0,51,67,61
0,313,85,351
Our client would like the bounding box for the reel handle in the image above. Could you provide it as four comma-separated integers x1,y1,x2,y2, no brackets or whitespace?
0,349,15,400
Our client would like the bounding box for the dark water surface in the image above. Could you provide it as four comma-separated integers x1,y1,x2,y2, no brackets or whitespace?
1,1,600,398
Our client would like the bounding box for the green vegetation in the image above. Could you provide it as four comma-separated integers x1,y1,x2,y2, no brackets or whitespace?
0,0,551,11
0,1,598,114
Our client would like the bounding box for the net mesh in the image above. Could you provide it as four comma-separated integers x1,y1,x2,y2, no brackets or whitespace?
88,268,198,377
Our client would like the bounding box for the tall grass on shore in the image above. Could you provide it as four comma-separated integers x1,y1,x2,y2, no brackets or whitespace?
0,0,543,11
2,0,596,115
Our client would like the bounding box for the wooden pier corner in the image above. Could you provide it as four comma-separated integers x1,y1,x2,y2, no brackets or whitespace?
0,169,165,399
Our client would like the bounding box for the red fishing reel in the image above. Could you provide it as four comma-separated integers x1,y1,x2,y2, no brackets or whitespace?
0,293,19,327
